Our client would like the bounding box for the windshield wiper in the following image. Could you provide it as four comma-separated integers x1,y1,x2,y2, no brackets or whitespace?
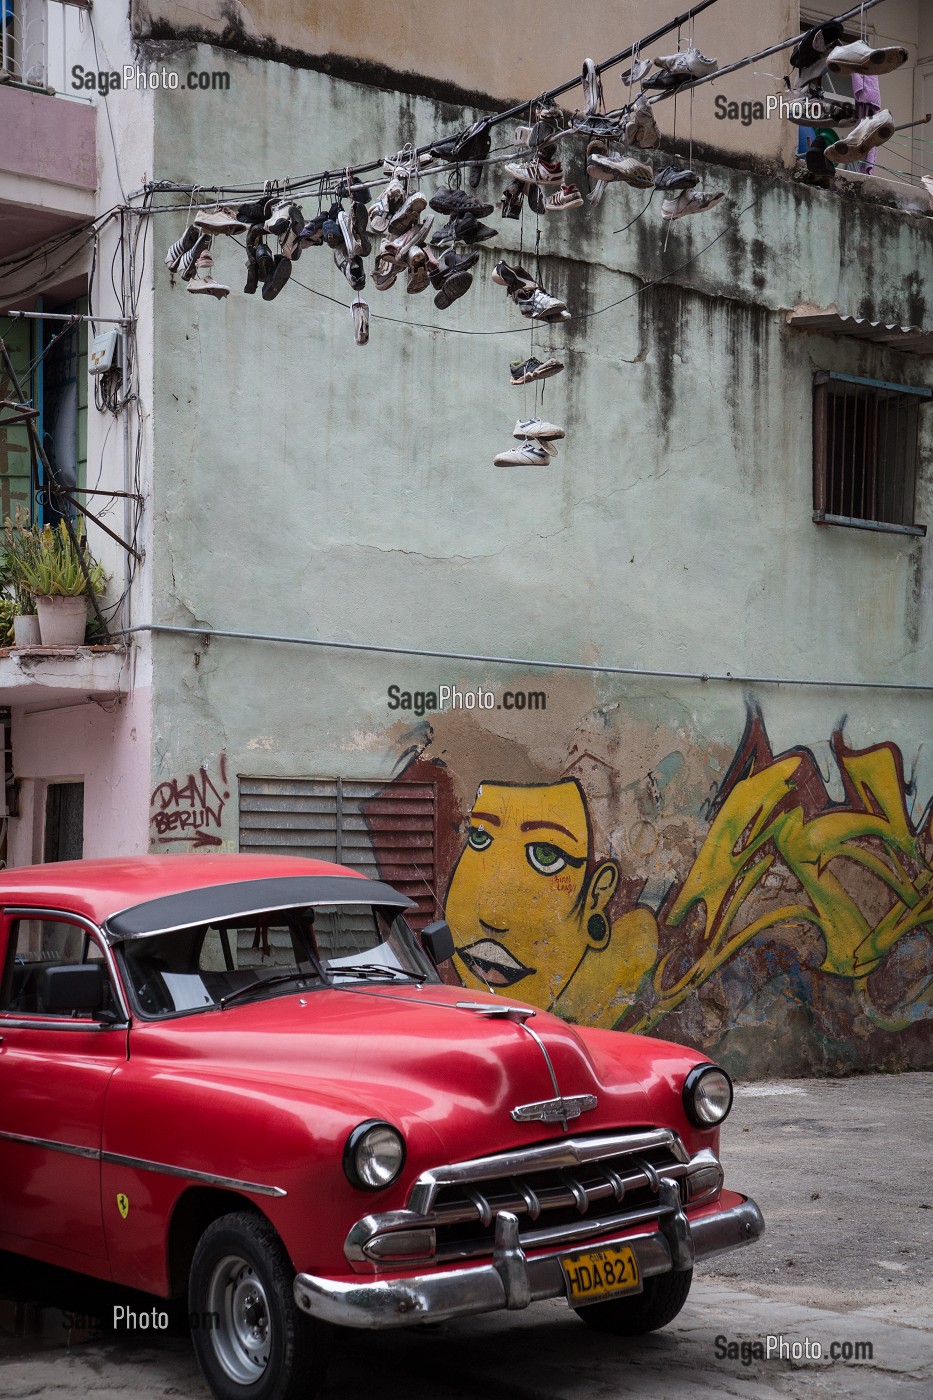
220,970,320,1009
327,964,428,983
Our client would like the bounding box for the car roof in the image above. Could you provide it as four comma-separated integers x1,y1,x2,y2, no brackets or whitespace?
0,854,386,929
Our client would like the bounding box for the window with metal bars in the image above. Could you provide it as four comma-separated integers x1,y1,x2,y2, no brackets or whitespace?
812,372,930,536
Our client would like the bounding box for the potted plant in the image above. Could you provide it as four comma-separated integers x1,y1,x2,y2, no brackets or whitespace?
12,518,107,647
0,513,41,647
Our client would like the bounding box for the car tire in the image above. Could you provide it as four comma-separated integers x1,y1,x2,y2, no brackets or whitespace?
188,1210,330,1400
573,1267,693,1335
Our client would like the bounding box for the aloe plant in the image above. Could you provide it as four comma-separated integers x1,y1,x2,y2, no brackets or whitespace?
3,516,106,600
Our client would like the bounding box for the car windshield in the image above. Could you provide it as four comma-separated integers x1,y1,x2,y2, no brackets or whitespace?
118,904,436,1018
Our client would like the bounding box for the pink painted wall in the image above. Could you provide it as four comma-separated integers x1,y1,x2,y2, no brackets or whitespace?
0,87,97,190
7,688,152,867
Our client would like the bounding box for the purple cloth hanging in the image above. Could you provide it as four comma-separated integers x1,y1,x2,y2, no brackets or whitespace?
852,73,882,173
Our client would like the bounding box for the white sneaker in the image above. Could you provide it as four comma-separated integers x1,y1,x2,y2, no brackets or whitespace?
186,250,230,298
824,109,895,163
494,439,553,467
193,206,247,236
654,48,718,79
661,189,725,221
503,157,564,186
514,417,565,441
351,297,369,346
515,287,571,321
543,184,584,212
587,152,654,187
367,177,404,234
826,40,908,76
622,96,661,150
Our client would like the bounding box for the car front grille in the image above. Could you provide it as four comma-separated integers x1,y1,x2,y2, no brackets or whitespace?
346,1129,697,1268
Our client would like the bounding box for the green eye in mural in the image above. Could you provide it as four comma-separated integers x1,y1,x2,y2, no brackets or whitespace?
526,842,569,875
468,826,494,852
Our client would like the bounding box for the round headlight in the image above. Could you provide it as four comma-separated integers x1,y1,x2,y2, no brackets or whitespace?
683,1064,733,1127
343,1120,406,1191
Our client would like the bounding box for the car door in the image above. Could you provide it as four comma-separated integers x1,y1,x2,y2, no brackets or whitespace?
0,908,129,1266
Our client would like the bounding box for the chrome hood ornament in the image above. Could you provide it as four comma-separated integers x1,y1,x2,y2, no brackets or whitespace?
511,1094,598,1125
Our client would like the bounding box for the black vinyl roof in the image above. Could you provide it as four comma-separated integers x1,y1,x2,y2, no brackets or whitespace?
104,875,415,941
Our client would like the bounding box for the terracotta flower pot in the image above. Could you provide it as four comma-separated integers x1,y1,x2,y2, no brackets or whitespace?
12,614,41,647
35,595,88,647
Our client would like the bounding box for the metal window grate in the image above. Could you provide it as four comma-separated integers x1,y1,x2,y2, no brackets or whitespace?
238,776,437,929
812,372,930,536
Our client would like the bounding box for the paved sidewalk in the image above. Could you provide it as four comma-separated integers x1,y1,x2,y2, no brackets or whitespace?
1,1073,930,1399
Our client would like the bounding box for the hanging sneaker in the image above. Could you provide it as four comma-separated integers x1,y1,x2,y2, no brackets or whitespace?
165,224,201,272
186,249,230,299
193,206,248,236
791,21,845,85
179,232,211,281
372,254,400,292
406,247,433,295
654,165,699,190
298,212,328,246
622,97,661,149
510,356,564,385
503,155,563,186
500,179,525,220
826,40,908,76
261,253,293,300
492,260,537,295
587,152,655,187
387,189,428,235
494,439,554,467
515,287,571,321
804,135,837,182
334,251,367,291
642,70,692,93
383,215,434,260
653,48,718,79
264,200,302,237
351,297,369,346
543,183,584,212
429,212,495,247
513,417,565,441
824,108,895,163
434,268,473,309
429,187,494,216
383,147,432,177
581,58,604,116
368,176,405,234
661,189,725,221
619,57,652,86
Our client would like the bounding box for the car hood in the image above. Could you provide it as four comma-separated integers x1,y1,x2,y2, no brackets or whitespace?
134,982,697,1163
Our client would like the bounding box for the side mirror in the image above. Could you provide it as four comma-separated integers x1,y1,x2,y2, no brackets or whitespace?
37,963,105,1015
421,920,455,967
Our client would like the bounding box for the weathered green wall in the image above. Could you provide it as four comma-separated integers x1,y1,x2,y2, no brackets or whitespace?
146,46,933,1075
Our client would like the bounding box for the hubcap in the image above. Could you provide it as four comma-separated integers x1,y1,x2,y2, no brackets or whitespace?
206,1253,272,1384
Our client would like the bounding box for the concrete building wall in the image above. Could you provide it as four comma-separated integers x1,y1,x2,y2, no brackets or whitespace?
140,45,933,1076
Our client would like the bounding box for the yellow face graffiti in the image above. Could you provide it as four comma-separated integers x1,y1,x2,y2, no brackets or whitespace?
445,780,619,1009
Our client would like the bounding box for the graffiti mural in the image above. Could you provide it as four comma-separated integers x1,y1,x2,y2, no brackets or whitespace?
149,754,230,848
432,706,933,1059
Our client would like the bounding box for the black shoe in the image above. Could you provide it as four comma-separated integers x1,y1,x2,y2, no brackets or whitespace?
642,70,692,93
236,200,267,224
805,135,836,181
429,187,494,216
261,253,293,300
500,179,525,220
243,253,259,295
526,183,546,216
299,213,327,246
434,269,473,309
791,21,845,76
443,248,479,272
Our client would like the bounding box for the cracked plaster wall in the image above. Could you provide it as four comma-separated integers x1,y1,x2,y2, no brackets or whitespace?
144,52,933,1072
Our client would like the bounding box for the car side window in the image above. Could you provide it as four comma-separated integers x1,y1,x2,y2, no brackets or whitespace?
0,918,114,1018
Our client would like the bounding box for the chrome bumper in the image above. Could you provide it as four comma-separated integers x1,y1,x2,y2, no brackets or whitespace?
293,1193,764,1330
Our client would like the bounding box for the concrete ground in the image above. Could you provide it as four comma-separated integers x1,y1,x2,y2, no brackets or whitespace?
1,1071,931,1399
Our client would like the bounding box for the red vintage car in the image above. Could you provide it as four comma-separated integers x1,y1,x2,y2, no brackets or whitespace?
0,855,763,1399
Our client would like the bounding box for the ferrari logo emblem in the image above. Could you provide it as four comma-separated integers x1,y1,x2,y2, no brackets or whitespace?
116,1193,129,1219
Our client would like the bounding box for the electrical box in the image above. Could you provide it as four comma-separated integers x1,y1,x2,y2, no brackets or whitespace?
89,329,120,375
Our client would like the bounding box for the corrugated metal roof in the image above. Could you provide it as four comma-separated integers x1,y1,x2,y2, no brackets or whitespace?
787,308,933,356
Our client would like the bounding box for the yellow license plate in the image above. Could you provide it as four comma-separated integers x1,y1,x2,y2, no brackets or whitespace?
560,1243,642,1306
